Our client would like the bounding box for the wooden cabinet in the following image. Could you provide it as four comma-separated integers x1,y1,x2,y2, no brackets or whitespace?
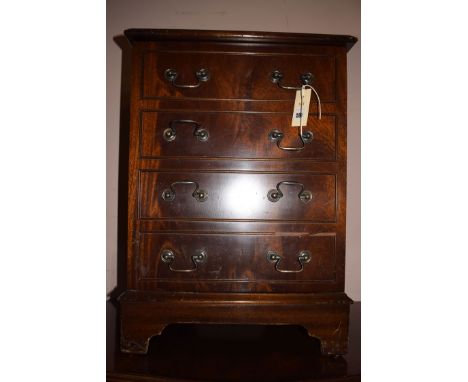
119,29,357,356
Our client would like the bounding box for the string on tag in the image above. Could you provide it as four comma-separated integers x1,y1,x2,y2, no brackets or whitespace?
298,85,321,139
303,84,321,120
299,86,304,140
282,83,322,151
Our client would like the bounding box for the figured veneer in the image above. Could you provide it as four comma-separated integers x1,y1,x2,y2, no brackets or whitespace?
141,51,337,101
119,29,357,356
140,111,337,161
138,171,337,221
136,232,337,293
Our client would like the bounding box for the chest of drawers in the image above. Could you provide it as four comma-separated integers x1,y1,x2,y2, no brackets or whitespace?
119,29,357,356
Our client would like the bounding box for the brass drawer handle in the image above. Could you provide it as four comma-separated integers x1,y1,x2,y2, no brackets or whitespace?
163,119,209,142
266,250,311,273
269,129,313,151
164,68,210,88
267,181,313,203
270,70,314,90
161,180,208,202
161,249,207,272
270,71,322,118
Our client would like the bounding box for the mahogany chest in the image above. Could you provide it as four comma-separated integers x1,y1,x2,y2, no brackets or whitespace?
119,29,357,355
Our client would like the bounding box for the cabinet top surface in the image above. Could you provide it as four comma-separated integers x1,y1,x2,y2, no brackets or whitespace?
124,28,358,50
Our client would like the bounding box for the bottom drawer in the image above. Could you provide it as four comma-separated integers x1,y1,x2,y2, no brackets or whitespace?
136,232,339,292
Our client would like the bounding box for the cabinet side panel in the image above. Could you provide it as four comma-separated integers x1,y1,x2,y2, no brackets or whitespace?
127,43,145,289
335,49,348,291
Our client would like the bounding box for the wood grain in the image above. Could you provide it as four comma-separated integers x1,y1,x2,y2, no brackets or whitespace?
124,28,358,51
107,299,361,381
120,29,356,356
119,291,352,356
138,171,337,221
140,111,337,161
136,232,337,292
142,51,336,101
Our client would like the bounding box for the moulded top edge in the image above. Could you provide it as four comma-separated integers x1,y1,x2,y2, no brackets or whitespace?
124,29,358,51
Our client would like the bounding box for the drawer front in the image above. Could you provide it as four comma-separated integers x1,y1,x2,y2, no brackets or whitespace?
142,51,336,102
137,232,337,292
140,111,336,161
138,171,336,222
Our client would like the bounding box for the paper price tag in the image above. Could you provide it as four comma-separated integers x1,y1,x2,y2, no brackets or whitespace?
291,87,311,126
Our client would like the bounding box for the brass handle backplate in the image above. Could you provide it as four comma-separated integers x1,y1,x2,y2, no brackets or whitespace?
267,181,313,204
270,70,314,90
163,119,209,142
160,249,207,272
266,250,311,273
164,68,210,88
161,180,208,202
269,129,313,151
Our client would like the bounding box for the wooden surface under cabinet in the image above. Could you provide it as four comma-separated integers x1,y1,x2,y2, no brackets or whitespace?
107,300,361,382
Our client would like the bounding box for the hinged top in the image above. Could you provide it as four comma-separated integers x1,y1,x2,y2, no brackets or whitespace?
124,29,358,51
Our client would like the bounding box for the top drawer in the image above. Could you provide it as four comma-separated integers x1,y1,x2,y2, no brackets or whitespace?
141,51,336,102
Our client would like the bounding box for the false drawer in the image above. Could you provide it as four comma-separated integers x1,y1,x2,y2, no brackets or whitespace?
139,111,336,161
137,232,337,292
141,51,336,102
138,171,336,222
